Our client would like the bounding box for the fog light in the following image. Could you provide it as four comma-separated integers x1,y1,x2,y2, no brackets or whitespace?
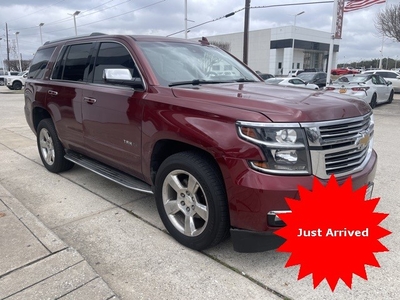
274,149,298,164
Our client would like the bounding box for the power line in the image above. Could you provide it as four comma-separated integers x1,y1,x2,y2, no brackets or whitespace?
44,0,166,34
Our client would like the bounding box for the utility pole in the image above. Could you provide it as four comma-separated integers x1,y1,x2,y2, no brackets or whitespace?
6,23,10,71
243,0,250,65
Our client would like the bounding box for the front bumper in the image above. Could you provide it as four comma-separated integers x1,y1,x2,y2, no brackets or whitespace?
226,150,377,253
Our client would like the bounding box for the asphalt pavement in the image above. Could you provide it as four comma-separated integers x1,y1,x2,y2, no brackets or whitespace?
0,86,399,300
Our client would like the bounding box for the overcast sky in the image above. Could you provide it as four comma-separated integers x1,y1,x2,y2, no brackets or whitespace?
1,0,399,69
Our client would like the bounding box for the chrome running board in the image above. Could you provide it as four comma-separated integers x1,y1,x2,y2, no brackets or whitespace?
65,150,153,194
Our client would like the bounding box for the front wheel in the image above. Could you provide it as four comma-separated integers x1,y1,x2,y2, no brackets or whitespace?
37,119,74,173
12,81,22,90
369,93,377,109
155,151,229,251
387,90,394,104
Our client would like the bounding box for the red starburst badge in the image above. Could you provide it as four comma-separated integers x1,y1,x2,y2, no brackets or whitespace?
275,175,391,291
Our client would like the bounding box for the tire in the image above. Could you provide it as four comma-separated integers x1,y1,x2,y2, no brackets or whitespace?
12,81,22,90
37,119,74,173
387,90,394,104
369,93,377,109
155,151,229,251
7,86,14,90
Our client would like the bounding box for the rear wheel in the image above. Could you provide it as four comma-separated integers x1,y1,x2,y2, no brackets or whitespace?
387,90,394,104
369,93,377,109
37,119,74,173
155,151,229,251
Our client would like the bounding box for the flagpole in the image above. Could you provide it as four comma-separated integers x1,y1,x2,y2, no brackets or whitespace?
326,0,339,86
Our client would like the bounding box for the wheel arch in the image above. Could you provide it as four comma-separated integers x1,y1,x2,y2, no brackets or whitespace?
32,107,52,133
150,139,223,186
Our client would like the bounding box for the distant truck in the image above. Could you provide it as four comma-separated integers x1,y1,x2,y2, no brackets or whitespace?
0,71,20,86
4,71,28,90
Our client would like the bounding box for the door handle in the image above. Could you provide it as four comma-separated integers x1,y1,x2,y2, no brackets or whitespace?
47,90,58,96
83,97,97,104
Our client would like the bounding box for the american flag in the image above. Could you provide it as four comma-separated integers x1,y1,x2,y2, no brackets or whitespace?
344,0,386,12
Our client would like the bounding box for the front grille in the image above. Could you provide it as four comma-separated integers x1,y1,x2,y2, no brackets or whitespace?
302,113,374,179
319,115,371,148
325,146,369,175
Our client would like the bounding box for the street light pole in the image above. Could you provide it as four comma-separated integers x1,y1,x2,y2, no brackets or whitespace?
0,38,5,73
72,11,80,36
39,23,44,45
15,32,22,71
289,11,305,76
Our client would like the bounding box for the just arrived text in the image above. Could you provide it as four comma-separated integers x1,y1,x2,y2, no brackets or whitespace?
297,228,369,237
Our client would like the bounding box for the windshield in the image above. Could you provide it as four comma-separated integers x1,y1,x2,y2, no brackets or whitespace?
137,41,260,87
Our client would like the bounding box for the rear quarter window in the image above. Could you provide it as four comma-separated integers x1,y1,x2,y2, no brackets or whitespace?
28,47,56,79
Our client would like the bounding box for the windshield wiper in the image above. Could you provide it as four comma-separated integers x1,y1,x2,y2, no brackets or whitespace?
235,78,256,82
169,79,234,87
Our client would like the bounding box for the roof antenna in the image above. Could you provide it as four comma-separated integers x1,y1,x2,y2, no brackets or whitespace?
198,37,210,45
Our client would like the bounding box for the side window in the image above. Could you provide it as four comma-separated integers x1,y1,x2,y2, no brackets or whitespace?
28,47,56,79
52,43,92,82
373,75,386,85
91,42,138,86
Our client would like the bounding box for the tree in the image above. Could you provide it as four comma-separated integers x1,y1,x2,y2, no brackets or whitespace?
375,4,400,42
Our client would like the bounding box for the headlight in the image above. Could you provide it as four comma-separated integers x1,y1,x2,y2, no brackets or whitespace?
237,122,311,175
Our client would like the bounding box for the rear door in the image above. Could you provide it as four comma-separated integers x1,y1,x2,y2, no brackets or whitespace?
81,41,144,177
44,43,94,152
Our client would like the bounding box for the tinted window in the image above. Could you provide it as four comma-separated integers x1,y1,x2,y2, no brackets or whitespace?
91,42,138,85
29,47,56,79
53,43,92,82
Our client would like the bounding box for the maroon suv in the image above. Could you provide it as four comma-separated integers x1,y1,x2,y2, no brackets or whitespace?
24,34,377,252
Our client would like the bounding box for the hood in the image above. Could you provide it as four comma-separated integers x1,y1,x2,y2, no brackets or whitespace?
171,82,371,123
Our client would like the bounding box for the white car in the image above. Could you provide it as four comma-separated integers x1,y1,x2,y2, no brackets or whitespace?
362,69,400,92
288,69,303,77
265,77,319,90
325,74,394,108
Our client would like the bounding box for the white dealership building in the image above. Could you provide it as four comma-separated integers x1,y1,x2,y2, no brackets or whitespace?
204,26,340,76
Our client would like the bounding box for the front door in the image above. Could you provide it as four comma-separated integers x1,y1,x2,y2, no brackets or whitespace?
81,42,144,177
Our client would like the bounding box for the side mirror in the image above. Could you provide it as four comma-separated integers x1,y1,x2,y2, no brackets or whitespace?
103,68,142,88
387,81,392,86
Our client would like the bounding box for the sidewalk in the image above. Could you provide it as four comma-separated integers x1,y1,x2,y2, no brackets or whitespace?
0,183,118,300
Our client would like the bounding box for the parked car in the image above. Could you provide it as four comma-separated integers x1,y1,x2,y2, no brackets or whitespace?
4,71,28,90
24,33,377,253
265,77,319,89
331,68,359,75
325,74,394,108
0,71,20,86
362,69,400,92
258,73,274,80
297,72,327,88
288,69,304,77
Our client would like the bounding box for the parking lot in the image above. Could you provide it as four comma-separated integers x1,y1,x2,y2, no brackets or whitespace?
0,86,399,299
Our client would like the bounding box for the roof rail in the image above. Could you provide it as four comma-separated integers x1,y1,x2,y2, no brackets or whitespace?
43,32,107,45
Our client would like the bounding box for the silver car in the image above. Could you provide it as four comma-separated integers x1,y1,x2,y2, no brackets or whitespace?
265,77,319,90
325,74,394,108
362,69,400,92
